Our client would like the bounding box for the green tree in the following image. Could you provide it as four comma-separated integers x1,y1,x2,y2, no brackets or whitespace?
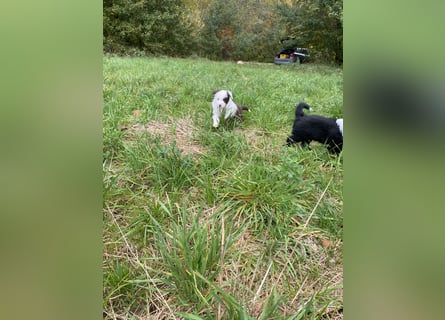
103,0,197,55
231,0,282,62
199,0,283,62
103,0,343,64
277,0,343,64
199,0,239,60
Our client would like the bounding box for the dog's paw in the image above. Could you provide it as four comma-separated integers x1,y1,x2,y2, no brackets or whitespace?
286,137,295,146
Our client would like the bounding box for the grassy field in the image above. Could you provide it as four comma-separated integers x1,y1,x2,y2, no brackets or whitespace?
103,56,343,319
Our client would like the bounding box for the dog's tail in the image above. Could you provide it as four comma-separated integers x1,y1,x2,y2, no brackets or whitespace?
236,105,250,119
295,102,311,118
240,106,250,112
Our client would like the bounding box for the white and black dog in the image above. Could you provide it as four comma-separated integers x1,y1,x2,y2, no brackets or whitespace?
286,102,343,154
212,89,250,128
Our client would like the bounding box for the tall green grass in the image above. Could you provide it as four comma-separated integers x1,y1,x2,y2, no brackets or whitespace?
103,57,343,319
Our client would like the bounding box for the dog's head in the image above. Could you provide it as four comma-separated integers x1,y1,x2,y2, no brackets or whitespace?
213,90,232,109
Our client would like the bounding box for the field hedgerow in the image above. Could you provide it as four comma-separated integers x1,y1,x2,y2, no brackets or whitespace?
103,57,343,319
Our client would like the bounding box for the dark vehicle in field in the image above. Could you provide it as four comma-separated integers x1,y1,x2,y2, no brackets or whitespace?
274,47,310,64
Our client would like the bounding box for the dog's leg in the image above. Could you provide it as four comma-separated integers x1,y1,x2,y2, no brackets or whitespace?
301,141,312,149
224,109,234,121
224,102,238,121
212,114,220,128
212,105,221,128
286,136,295,146
327,141,342,154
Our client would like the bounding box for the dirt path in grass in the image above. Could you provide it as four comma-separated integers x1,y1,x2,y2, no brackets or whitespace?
123,115,286,157
234,127,286,154
124,116,204,156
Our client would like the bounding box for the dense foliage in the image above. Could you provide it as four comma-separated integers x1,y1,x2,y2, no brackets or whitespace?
277,0,343,64
103,0,343,64
103,0,197,55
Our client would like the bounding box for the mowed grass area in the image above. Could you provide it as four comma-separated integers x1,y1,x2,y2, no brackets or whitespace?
103,56,343,319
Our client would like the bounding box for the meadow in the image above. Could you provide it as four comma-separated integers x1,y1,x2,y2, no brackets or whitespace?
103,56,343,319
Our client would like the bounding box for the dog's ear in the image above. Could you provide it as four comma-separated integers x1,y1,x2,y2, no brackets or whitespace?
223,92,231,104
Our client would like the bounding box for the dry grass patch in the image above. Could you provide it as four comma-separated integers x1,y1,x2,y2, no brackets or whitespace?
122,116,204,156
234,127,286,154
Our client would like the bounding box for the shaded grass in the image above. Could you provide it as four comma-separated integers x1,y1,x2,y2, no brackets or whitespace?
103,57,343,319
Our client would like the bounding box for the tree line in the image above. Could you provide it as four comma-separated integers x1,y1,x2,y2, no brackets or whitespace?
103,0,343,64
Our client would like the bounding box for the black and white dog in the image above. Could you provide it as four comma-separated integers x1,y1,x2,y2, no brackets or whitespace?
212,89,250,128
286,102,343,154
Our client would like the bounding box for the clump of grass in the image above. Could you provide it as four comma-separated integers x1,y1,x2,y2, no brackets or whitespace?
124,135,196,193
103,260,147,315
145,200,276,319
152,203,232,306
217,155,305,238
199,129,250,161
